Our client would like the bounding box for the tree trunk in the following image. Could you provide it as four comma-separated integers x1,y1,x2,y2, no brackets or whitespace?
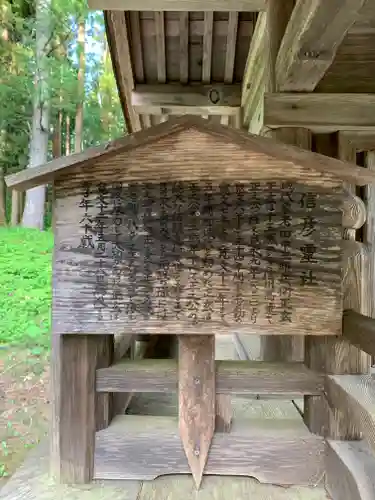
22,0,51,230
65,114,71,155
74,19,85,153
52,111,62,158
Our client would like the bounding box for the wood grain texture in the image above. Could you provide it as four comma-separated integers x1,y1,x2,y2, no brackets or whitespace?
326,440,375,500
94,415,325,485
326,374,375,455
343,310,375,357
178,336,215,488
202,12,213,84
6,117,375,191
215,394,232,432
59,335,99,483
276,0,366,91
88,0,266,10
365,151,375,319
96,359,324,396
52,178,343,336
264,93,375,133
103,11,141,133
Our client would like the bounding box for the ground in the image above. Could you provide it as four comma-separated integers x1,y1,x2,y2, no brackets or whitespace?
0,228,52,484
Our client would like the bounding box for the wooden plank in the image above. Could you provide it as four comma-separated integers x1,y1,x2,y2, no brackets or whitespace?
202,12,213,83
104,12,141,133
341,131,375,151
88,0,266,11
304,138,370,440
59,335,98,483
131,84,241,114
179,12,189,84
264,93,375,132
326,374,375,455
95,335,114,432
155,12,166,84
129,12,144,82
366,151,375,319
343,310,375,359
215,394,232,432
178,335,215,488
242,12,267,126
326,440,375,500
224,13,238,84
94,415,325,485
276,0,367,91
7,116,375,192
96,359,324,396
338,132,358,239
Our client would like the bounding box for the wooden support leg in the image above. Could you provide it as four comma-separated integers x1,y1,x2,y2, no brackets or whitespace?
96,335,114,431
215,394,232,432
51,334,113,484
178,335,215,489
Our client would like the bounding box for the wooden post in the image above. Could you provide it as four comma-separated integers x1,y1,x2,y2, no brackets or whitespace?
11,189,20,226
260,0,305,363
178,335,215,488
365,150,375,318
304,135,371,438
50,334,113,483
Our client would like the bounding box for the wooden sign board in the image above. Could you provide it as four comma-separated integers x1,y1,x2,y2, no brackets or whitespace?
52,127,343,336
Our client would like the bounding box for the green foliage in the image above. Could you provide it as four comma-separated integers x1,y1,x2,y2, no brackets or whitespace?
0,228,53,347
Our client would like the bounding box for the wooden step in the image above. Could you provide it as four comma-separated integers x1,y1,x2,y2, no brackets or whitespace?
94,415,325,485
96,359,323,397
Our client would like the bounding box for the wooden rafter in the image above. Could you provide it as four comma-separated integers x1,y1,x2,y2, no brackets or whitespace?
104,11,141,132
131,84,241,116
276,0,367,91
89,0,266,11
179,12,189,84
264,93,375,132
202,12,213,83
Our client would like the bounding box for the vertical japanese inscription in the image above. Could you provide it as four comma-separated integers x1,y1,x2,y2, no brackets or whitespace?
73,180,329,327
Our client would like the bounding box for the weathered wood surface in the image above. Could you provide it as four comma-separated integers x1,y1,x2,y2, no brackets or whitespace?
326,374,375,455
88,0,266,10
7,117,375,191
96,359,324,396
0,440,331,500
343,310,375,357
276,0,366,92
178,336,215,488
304,137,371,439
94,415,325,485
326,440,375,500
264,93,375,133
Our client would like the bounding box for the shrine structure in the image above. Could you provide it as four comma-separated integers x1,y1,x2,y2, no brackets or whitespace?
3,1,375,499
6,116,375,498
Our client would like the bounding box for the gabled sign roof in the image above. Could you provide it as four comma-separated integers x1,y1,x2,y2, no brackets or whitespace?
6,116,375,191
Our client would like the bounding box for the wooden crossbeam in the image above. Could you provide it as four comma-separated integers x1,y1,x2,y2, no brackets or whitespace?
96,359,323,396
276,0,367,91
343,310,375,357
264,93,375,132
89,0,266,11
131,84,241,116
326,375,375,456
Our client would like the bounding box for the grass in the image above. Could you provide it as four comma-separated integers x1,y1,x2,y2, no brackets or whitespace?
0,227,53,349
0,227,52,480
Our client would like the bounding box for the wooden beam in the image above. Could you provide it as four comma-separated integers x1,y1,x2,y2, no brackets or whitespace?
343,310,375,357
178,335,215,489
131,84,241,116
341,131,375,152
94,414,325,485
241,12,267,127
326,440,375,500
202,12,213,83
224,13,238,84
179,12,189,84
155,12,166,83
366,151,375,320
89,0,266,11
96,359,323,396
104,11,141,133
264,93,375,132
326,374,375,456
276,0,366,91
